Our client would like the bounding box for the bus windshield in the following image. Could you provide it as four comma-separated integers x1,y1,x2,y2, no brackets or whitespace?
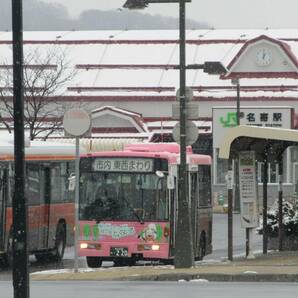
79,172,168,222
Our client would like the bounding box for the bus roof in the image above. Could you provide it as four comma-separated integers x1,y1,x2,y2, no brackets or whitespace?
124,143,193,154
82,143,212,165
0,138,77,161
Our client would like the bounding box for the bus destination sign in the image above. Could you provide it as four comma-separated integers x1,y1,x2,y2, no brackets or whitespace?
92,158,154,172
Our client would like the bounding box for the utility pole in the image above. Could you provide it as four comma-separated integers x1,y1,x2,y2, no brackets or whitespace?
174,0,194,268
11,0,29,297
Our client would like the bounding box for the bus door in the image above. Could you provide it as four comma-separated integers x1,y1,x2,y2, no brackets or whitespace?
169,183,176,256
39,166,51,249
171,166,179,255
26,164,50,251
0,168,8,252
189,171,199,252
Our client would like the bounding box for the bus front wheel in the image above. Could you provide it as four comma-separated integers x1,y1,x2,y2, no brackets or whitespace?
114,258,135,267
197,232,206,261
86,257,102,268
3,232,13,267
52,223,66,262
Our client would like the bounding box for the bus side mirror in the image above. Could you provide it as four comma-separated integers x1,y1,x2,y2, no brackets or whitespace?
68,173,76,191
167,175,175,190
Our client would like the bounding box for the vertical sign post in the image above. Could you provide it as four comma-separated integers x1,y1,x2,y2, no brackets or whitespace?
226,166,233,261
278,160,284,251
63,109,91,273
239,151,259,259
262,158,268,254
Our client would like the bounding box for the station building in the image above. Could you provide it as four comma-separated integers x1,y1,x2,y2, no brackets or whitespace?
1,29,298,205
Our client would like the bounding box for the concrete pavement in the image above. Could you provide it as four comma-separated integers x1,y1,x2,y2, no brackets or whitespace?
31,251,298,282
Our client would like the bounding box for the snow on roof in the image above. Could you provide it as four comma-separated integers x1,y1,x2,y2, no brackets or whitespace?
50,137,146,152
1,29,298,100
0,135,77,157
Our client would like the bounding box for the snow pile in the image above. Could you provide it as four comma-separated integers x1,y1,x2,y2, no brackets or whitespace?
256,200,298,237
31,267,104,275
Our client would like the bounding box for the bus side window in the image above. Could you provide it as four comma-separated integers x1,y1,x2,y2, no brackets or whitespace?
68,161,75,202
50,163,62,203
198,165,212,207
26,164,41,206
8,164,14,207
62,162,75,202
190,172,198,207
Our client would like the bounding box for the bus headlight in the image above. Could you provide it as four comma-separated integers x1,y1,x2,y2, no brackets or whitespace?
80,243,101,250
137,244,160,251
80,243,88,249
151,245,160,251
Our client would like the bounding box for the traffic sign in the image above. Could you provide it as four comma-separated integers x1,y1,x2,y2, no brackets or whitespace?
172,120,198,145
172,102,199,120
176,87,193,101
63,108,91,137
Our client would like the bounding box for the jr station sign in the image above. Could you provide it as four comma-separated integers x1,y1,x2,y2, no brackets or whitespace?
212,106,294,148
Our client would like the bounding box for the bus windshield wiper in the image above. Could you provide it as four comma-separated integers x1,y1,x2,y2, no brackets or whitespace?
95,217,101,224
122,196,144,224
132,208,144,224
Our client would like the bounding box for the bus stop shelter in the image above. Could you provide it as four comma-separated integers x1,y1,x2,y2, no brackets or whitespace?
218,125,298,260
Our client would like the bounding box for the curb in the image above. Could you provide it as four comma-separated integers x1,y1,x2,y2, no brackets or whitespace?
117,273,298,282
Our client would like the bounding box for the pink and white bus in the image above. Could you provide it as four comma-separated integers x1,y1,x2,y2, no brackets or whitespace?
78,143,212,267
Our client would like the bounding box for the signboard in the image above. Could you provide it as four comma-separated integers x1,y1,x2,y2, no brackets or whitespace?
63,108,91,137
226,170,234,190
176,87,194,101
212,106,293,148
172,120,198,145
172,87,198,120
92,158,154,173
172,102,199,119
239,151,259,228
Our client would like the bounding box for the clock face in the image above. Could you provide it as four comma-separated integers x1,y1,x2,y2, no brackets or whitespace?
255,48,273,66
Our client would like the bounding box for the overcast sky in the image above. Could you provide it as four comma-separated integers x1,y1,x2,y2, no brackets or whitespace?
41,0,298,29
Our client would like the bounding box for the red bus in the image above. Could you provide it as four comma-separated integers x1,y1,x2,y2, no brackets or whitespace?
78,143,213,267
0,138,76,266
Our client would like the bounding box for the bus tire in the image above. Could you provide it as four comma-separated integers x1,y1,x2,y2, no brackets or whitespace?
52,223,66,262
86,257,102,268
4,232,13,268
197,232,206,261
114,258,135,267
35,253,49,263
162,259,174,265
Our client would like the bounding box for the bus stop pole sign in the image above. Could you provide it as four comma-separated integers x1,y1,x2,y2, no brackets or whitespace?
238,151,259,229
63,109,91,273
226,170,234,190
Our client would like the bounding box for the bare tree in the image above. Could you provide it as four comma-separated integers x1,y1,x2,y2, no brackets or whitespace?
0,47,76,140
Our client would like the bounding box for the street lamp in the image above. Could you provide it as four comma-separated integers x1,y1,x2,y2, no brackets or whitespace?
123,0,191,9
231,78,254,258
123,0,194,268
231,78,241,215
231,78,241,126
185,62,228,74
123,0,227,268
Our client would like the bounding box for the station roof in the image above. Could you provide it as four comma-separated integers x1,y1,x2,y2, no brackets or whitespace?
218,125,298,161
1,29,298,101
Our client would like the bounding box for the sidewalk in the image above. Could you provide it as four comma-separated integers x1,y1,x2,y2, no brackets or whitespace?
31,251,298,282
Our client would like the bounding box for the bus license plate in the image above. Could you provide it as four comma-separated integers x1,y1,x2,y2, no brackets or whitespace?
110,247,128,257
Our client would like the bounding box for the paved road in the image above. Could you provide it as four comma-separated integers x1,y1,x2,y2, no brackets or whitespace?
1,281,298,298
